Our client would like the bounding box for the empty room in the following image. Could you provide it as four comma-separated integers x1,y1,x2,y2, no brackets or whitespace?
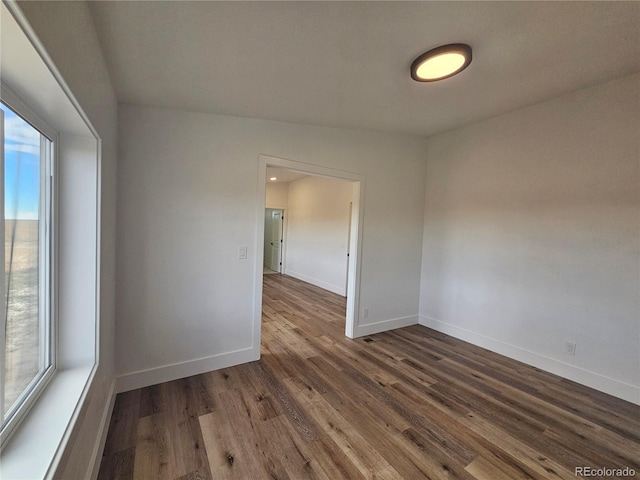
0,1,638,479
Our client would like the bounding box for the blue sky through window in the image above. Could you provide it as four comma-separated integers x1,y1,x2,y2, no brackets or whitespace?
1,102,40,220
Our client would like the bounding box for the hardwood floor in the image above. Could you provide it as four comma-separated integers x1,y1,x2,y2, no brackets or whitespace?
98,274,640,479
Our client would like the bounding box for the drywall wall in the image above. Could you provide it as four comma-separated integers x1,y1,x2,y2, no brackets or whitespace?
117,105,427,388
420,73,640,404
285,175,353,295
265,182,289,208
18,0,118,478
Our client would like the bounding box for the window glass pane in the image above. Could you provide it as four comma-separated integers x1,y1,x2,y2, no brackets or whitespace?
1,102,49,420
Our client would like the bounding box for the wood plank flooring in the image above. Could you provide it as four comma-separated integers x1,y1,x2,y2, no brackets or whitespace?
98,274,640,479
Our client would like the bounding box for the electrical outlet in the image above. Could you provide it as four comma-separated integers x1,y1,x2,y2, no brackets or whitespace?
563,340,576,356
362,307,369,319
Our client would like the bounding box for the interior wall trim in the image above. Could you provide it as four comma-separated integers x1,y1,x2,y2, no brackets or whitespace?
419,315,640,405
114,347,258,394
354,315,418,338
88,378,117,480
284,269,346,297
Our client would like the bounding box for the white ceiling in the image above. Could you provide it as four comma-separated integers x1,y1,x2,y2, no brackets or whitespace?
89,1,640,138
266,167,308,184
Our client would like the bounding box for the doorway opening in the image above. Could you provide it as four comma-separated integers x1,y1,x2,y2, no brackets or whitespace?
253,154,364,351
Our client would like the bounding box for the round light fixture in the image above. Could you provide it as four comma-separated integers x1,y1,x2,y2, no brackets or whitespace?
411,44,472,82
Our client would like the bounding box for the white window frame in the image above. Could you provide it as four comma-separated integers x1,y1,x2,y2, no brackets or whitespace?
0,83,58,448
1,2,101,478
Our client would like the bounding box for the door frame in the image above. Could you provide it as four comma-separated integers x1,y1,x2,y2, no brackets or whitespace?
254,154,365,344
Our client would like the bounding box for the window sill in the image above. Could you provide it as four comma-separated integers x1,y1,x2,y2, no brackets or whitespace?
0,365,95,480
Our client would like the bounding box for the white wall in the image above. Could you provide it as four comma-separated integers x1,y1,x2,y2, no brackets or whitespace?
265,182,289,209
420,73,640,404
117,105,427,389
286,175,353,296
18,0,118,477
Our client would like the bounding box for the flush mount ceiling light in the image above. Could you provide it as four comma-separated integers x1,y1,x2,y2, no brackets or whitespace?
411,43,472,82
270,177,277,181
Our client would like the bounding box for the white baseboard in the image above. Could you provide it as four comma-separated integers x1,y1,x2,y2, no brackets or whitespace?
419,315,640,405
284,269,346,296
115,346,259,393
354,314,418,338
88,378,116,480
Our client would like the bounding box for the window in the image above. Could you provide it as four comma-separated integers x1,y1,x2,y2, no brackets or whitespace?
0,4,101,477
0,93,55,446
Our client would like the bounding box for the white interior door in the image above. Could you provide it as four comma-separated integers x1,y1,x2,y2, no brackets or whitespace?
269,210,283,272
263,210,272,268
264,208,283,272
345,201,352,294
